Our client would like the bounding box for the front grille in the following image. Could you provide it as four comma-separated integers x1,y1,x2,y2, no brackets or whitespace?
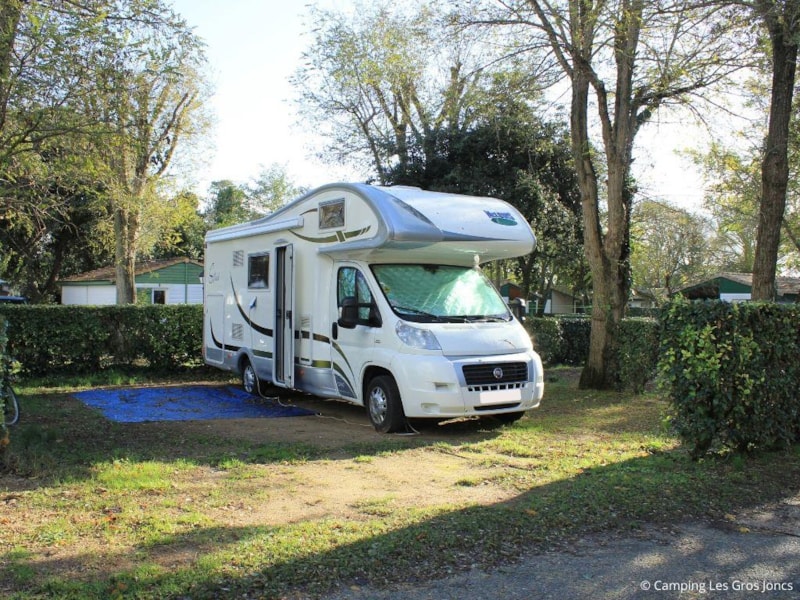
462,362,528,392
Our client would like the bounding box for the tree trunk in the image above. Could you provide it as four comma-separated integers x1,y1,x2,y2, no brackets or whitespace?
752,2,798,301
0,0,22,126
114,206,136,304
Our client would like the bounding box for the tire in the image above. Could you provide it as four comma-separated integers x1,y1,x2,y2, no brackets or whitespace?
366,375,406,433
2,383,19,427
241,359,259,395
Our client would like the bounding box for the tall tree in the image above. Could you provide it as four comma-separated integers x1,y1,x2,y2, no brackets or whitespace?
246,164,305,215
385,86,584,304
487,0,748,389
149,189,206,261
630,199,710,295
0,1,209,300
204,180,252,228
293,0,541,182
747,0,800,299
84,0,208,303
693,141,762,271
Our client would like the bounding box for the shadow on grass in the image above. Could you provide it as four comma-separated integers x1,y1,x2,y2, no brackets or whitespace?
4,379,800,598
1,387,506,486
4,442,800,599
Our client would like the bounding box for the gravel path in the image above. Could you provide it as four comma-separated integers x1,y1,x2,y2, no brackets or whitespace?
326,497,800,600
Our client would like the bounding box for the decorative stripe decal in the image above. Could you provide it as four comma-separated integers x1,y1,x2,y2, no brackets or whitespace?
298,331,331,344
232,275,273,337
332,361,356,398
209,322,241,352
290,225,371,245
331,340,354,375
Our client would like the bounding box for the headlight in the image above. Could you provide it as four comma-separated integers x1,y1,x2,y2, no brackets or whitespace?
395,320,441,350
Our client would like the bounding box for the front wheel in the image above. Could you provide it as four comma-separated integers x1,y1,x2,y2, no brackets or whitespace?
241,359,259,395
2,383,19,426
366,375,406,433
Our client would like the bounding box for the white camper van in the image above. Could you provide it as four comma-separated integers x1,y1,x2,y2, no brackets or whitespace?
203,183,544,432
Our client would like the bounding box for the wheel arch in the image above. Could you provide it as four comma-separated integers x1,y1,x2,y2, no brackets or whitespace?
361,365,393,402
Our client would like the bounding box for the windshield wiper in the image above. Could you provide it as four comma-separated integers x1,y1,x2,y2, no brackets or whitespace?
392,305,446,322
460,315,510,323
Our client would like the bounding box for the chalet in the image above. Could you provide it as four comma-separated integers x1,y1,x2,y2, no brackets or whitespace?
677,272,800,303
59,258,203,305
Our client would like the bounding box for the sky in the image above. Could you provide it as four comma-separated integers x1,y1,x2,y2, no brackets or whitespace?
169,0,710,211
168,0,360,195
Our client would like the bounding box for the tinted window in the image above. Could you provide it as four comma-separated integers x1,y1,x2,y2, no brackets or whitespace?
248,253,269,288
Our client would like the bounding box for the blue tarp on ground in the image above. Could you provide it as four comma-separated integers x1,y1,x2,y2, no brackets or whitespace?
74,385,316,423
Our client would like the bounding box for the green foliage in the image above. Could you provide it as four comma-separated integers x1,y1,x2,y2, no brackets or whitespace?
526,316,590,367
0,305,202,376
630,199,711,294
527,316,659,393
526,317,562,365
525,316,591,366
618,318,661,394
659,298,800,457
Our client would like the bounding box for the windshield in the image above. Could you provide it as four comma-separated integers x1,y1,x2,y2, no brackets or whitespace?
371,264,511,323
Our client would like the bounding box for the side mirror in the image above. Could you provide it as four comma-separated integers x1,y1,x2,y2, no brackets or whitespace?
338,296,358,329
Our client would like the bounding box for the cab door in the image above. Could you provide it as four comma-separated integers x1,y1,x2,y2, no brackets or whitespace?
331,265,382,403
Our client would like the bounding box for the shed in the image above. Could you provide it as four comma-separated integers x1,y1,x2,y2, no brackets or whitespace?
677,272,800,303
544,287,585,315
59,258,203,305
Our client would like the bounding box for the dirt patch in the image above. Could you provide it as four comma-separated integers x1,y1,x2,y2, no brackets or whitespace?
174,385,505,449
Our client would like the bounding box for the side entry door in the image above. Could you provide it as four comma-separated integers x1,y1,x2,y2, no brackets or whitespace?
273,244,295,388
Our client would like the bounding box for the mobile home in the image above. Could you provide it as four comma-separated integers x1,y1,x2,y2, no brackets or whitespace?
203,183,544,432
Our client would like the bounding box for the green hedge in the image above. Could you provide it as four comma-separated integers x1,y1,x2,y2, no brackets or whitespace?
659,298,800,457
0,305,203,376
526,316,660,392
526,316,589,366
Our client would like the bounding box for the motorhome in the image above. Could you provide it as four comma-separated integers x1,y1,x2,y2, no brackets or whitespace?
203,183,544,432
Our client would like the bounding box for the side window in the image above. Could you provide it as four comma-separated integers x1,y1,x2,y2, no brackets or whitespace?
337,267,380,325
248,253,269,288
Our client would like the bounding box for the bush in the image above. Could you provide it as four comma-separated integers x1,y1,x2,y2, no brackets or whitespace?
618,317,660,393
0,305,203,376
659,298,800,457
526,316,589,366
526,316,659,392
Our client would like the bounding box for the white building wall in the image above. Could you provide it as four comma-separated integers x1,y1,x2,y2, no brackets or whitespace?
136,283,203,305
63,284,202,305
61,285,117,305
720,293,751,303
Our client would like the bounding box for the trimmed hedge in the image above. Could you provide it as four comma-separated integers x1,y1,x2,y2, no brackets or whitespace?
0,305,203,376
526,316,659,392
659,298,800,457
526,316,589,366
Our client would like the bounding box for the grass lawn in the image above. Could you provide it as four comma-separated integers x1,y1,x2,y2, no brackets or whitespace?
1,366,799,599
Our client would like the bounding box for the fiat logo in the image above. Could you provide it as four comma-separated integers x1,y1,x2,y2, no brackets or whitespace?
493,367,504,380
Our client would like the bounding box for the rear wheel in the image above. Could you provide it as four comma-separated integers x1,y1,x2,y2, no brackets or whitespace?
366,375,406,433
241,359,259,395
